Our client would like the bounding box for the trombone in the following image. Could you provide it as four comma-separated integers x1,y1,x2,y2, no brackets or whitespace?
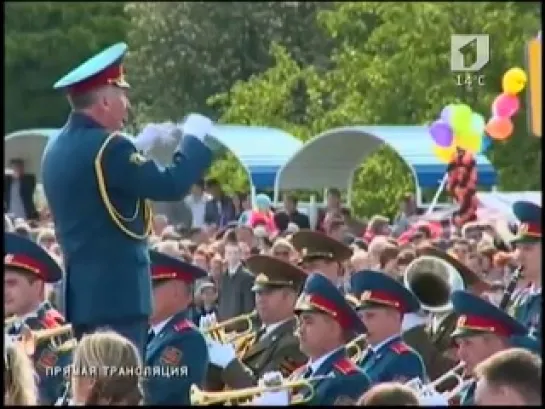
406,361,471,401
18,324,74,356
190,376,331,406
203,311,258,345
346,334,367,363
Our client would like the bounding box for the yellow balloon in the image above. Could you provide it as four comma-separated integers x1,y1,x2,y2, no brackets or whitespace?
456,132,482,154
502,67,528,95
433,143,457,164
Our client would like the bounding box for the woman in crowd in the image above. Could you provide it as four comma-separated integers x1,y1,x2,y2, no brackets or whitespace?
4,335,38,405
71,331,144,405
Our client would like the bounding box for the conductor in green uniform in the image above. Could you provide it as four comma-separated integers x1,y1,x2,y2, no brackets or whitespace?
41,42,214,356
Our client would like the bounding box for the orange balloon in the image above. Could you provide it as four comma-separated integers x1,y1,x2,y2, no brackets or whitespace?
485,117,514,140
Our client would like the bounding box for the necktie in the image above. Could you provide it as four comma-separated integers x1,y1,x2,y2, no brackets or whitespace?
303,366,313,379
147,329,155,344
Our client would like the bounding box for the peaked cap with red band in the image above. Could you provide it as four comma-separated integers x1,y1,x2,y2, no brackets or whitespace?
5,232,62,283
294,273,366,334
53,42,130,95
450,290,527,339
349,270,420,314
150,250,207,284
512,201,541,244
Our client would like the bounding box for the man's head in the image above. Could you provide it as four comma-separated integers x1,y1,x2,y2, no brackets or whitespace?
326,188,341,210
205,179,222,199
190,179,205,196
283,194,298,214
8,159,25,178
246,255,306,325
474,348,542,406
4,268,44,316
149,250,207,322
456,332,510,373
297,311,345,358
224,241,241,268
54,43,131,133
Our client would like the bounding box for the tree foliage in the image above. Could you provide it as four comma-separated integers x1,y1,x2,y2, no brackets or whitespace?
209,2,541,217
4,2,129,134
125,1,334,125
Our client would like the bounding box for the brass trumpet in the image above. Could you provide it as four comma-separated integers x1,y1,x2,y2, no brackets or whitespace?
203,311,257,345
19,324,74,355
190,376,329,405
406,361,469,401
346,334,368,363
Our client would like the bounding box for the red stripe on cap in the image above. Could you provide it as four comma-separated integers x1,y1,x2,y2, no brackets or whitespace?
456,314,512,337
5,254,47,281
151,265,194,283
308,293,352,330
68,63,125,95
521,222,541,237
361,290,407,313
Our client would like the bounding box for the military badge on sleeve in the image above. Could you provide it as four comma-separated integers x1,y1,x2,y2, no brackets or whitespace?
36,348,58,371
129,152,147,166
159,347,182,366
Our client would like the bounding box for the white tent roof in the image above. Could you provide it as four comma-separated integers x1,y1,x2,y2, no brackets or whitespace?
476,191,541,222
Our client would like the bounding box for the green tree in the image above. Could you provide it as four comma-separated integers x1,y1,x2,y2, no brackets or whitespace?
125,2,334,124
209,2,541,217
4,2,129,134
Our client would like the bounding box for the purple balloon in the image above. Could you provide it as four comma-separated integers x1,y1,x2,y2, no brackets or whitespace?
429,120,454,148
440,105,453,123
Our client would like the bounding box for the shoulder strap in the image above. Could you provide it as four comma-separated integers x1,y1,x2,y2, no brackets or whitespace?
93,132,152,240
173,319,195,333
390,341,412,355
333,356,359,375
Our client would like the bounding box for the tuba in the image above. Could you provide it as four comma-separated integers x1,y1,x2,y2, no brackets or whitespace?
404,255,465,314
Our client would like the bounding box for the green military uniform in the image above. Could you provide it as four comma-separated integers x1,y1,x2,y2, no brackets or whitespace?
291,229,353,294
207,255,308,390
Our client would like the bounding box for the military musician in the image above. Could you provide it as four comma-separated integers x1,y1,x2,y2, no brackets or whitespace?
509,201,541,340
144,250,210,405
284,272,371,405
5,232,71,405
291,230,353,292
42,41,214,355
449,289,534,405
204,255,308,389
349,270,427,384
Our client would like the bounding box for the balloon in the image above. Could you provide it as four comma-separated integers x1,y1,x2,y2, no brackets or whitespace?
502,67,528,95
470,112,486,136
485,117,514,140
440,105,454,123
429,120,454,147
457,132,482,154
492,93,520,118
480,135,492,153
433,143,457,164
450,104,473,134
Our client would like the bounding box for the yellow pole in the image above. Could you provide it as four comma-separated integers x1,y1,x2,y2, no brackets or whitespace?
527,34,541,137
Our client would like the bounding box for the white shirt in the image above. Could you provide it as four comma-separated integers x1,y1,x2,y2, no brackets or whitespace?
227,263,242,276
401,312,428,332
184,193,210,228
308,346,344,375
370,334,400,353
150,315,174,337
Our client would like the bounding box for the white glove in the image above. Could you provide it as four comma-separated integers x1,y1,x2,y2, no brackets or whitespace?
205,335,236,369
251,371,289,406
133,122,177,153
179,113,214,142
418,385,449,406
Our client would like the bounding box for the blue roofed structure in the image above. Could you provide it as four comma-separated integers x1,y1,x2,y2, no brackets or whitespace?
274,125,497,202
208,125,303,189
5,125,303,189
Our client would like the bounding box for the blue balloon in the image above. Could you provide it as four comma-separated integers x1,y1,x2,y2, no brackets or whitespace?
481,135,492,153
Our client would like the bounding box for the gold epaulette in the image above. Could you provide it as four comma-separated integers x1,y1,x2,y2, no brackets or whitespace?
94,132,153,240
